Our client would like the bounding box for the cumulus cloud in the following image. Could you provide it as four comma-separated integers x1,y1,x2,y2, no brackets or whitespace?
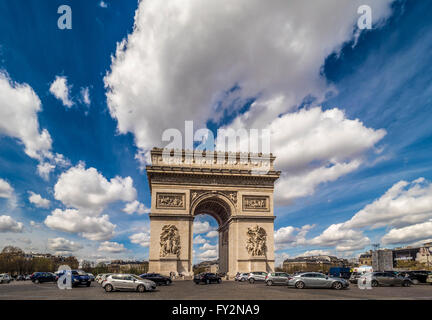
98,241,126,253
193,235,207,245
0,179,13,199
299,250,332,257
0,215,23,233
0,71,53,162
53,163,136,216
104,0,392,168
47,237,83,253
45,209,115,241
381,220,432,245
274,224,313,249
80,87,91,106
28,192,50,208
49,76,73,107
206,230,218,238
200,243,217,250
193,221,213,234
197,249,218,260
344,178,432,230
129,232,150,247
123,200,150,215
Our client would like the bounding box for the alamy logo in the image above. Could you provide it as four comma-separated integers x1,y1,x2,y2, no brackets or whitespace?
57,265,72,290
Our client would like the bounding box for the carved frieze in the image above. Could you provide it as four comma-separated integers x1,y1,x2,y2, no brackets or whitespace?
156,192,186,209
242,195,269,211
160,224,181,257
246,225,267,256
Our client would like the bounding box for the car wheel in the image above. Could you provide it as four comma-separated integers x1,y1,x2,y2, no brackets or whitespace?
412,279,419,285
371,280,379,287
403,281,411,287
217,279,221,284
295,281,305,289
249,278,255,284
86,282,91,287
206,279,210,285
137,284,146,293
333,282,343,290
104,284,113,292
165,280,170,285
240,278,245,282
266,280,273,286
34,279,39,284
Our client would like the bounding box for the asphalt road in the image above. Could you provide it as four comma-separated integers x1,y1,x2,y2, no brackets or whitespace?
1,280,431,300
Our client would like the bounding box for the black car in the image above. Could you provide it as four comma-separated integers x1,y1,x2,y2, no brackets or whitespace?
30,272,57,283
194,273,222,284
399,270,429,284
139,273,172,285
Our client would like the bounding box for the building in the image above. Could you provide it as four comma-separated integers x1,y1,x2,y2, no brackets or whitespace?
393,242,432,268
108,260,149,273
282,255,348,274
372,249,393,271
359,250,372,266
193,260,219,273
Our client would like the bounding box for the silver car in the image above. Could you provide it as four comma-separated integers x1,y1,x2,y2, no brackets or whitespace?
248,271,267,283
287,272,349,290
367,272,412,287
235,272,249,282
265,272,290,286
102,274,156,292
0,274,11,284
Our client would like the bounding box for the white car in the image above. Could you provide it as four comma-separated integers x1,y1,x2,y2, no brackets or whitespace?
0,274,11,284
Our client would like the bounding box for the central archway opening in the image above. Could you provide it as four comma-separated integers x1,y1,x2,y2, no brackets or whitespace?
192,196,231,275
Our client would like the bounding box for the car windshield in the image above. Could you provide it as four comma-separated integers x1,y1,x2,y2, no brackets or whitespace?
77,270,87,275
132,275,143,280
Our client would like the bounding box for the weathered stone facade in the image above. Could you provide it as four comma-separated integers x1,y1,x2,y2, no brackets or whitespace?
146,148,280,277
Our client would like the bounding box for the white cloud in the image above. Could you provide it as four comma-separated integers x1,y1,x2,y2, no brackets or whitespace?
344,178,432,230
28,192,50,209
0,71,53,162
0,179,13,199
47,237,83,253
53,163,136,216
104,0,393,166
274,224,313,249
129,232,150,247
44,209,115,241
49,75,73,108
206,230,218,238
123,200,150,215
197,249,218,260
99,1,108,8
193,220,213,234
299,250,331,257
80,87,91,106
193,235,207,245
381,220,432,245
307,223,370,252
200,243,217,250
0,215,23,233
98,241,126,253
274,252,290,267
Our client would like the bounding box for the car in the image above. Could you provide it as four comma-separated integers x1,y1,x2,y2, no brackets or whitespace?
30,272,57,283
265,272,290,286
234,272,248,282
367,272,412,287
97,273,113,284
56,270,91,287
0,274,11,284
194,273,222,284
16,274,25,281
247,271,267,283
287,272,350,290
87,273,95,282
25,275,31,280
398,270,429,284
426,272,432,285
139,273,172,285
102,274,156,292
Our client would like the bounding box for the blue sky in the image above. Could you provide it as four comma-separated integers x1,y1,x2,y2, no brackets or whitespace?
1,0,432,266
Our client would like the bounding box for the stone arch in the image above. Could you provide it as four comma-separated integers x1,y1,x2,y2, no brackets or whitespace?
190,192,236,226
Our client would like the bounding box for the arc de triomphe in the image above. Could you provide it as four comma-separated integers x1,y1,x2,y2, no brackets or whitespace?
146,148,280,277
